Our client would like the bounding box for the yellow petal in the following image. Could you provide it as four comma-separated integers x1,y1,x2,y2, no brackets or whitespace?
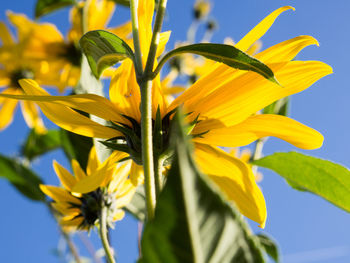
0,79,121,139
190,61,332,128
20,101,46,134
20,79,123,123
60,216,84,227
130,161,144,186
170,35,319,114
40,184,81,204
53,160,77,191
72,151,128,193
0,91,18,130
108,161,133,193
0,22,14,45
87,0,116,31
51,202,80,216
71,159,86,181
194,144,267,227
108,21,132,41
86,146,100,175
256,35,319,63
194,114,324,150
235,6,295,52
157,31,171,58
112,210,125,222
114,180,136,209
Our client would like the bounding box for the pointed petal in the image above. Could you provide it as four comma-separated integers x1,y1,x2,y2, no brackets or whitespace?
0,22,14,45
194,144,267,227
86,146,100,175
0,79,121,139
108,161,133,193
60,216,84,227
191,61,332,128
53,160,77,191
71,159,86,181
51,202,80,216
170,35,320,113
40,185,81,204
20,101,46,134
194,114,324,150
72,151,128,193
108,21,132,40
0,92,18,130
235,6,295,52
20,79,123,123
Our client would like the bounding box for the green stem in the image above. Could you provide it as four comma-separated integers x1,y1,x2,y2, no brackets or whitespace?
144,0,168,75
252,138,266,174
140,80,156,219
130,0,143,76
99,206,116,263
154,156,164,196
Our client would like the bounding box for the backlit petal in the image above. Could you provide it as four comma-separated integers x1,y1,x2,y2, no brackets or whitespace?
86,146,100,175
20,101,46,134
194,114,324,150
194,144,267,227
40,185,81,204
53,160,77,191
0,93,18,130
235,6,295,52
190,61,332,128
71,159,86,181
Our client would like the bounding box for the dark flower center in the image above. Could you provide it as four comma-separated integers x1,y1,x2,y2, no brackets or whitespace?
10,69,34,89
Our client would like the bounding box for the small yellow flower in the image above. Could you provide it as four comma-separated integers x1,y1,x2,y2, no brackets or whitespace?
40,147,135,231
3,5,332,228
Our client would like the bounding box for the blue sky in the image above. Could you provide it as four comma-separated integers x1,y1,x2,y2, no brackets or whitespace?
1,0,350,262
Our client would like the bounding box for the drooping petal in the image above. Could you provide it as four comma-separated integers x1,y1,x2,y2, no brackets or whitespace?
194,144,267,227
51,202,80,216
53,160,77,191
190,61,332,128
0,92,18,130
0,80,122,139
20,101,46,134
40,185,81,204
235,6,295,52
194,114,324,150
20,79,123,123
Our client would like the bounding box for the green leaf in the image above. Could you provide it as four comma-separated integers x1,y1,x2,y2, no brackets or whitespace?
256,234,280,263
140,112,265,263
125,186,146,221
155,43,279,85
21,129,61,161
35,0,75,18
263,97,290,116
254,152,350,213
79,30,135,78
0,154,45,201
60,129,93,171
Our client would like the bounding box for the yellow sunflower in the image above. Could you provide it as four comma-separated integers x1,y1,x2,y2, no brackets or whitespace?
2,5,332,228
40,147,135,231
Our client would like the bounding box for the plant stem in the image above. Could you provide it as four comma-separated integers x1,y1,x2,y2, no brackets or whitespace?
61,231,82,263
99,206,116,263
130,0,143,76
140,80,156,219
252,138,266,174
144,0,168,75
154,156,164,196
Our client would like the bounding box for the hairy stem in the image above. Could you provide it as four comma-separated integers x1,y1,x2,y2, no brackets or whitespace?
144,0,168,75
99,206,116,263
140,80,156,219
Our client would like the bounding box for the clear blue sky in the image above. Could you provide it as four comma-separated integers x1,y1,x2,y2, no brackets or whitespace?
1,0,350,262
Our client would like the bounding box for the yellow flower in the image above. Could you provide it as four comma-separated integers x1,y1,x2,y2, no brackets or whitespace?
40,147,135,231
3,5,332,228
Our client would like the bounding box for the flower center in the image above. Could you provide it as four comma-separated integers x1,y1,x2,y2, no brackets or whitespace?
10,69,34,89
